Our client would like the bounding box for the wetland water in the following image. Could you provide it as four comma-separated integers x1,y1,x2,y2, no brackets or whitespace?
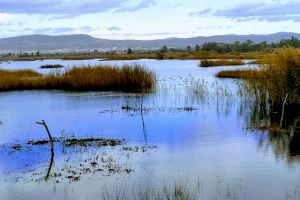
0,59,300,200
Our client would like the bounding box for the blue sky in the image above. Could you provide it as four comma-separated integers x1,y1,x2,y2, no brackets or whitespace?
0,0,299,39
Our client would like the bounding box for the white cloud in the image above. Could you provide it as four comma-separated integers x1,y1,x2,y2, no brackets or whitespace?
214,1,300,22
0,13,15,23
115,0,156,12
0,0,126,15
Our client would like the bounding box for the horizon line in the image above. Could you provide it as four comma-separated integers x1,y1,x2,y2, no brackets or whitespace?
0,31,299,41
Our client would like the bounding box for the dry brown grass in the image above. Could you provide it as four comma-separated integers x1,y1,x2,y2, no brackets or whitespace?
103,52,262,60
0,69,41,78
0,51,263,62
216,69,267,79
0,64,155,92
260,48,300,104
216,48,300,105
200,59,245,67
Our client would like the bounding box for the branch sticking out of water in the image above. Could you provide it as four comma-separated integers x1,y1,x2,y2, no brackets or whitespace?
36,120,54,145
36,120,55,180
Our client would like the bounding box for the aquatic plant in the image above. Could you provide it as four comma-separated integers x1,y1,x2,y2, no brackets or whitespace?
0,64,155,92
260,48,300,105
101,179,245,200
200,59,245,67
222,49,300,130
216,69,267,79
217,49,300,104
0,51,262,62
102,183,195,200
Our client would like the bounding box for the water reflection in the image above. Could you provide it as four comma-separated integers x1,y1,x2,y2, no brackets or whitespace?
238,81,300,163
0,59,300,199
290,125,300,157
45,144,54,181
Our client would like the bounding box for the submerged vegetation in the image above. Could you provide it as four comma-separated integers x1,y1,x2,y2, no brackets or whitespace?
0,64,155,92
200,59,244,67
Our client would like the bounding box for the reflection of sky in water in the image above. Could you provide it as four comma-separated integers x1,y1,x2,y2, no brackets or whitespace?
0,59,300,200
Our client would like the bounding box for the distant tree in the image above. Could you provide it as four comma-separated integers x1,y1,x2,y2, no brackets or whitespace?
160,46,168,53
127,48,132,54
202,42,216,52
279,36,300,48
233,41,241,52
186,45,192,52
36,51,40,56
195,44,200,52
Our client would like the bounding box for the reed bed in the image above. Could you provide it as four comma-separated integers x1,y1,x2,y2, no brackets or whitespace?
0,52,262,62
200,59,245,67
0,69,42,78
0,64,155,92
217,48,300,106
216,69,267,79
260,48,300,105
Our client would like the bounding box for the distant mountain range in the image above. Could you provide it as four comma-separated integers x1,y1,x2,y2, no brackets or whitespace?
0,32,299,53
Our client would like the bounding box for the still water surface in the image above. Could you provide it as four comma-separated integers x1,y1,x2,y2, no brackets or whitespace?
0,59,299,200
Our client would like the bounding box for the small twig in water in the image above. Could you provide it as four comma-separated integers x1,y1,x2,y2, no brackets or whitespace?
36,120,54,144
36,120,55,180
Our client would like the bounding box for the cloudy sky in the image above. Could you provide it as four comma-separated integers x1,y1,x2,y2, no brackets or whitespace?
0,0,299,39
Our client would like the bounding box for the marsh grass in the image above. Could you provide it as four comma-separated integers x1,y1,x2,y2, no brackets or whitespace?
222,49,300,132
200,59,245,67
102,184,196,200
217,49,300,104
104,52,260,60
0,69,42,78
0,52,262,62
216,69,267,79
260,48,300,105
0,64,155,92
101,179,245,200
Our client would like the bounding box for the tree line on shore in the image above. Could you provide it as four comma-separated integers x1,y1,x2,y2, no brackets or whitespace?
155,36,300,54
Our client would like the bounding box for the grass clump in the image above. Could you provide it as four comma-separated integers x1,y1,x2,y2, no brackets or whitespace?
0,69,42,78
0,64,155,92
216,48,300,105
40,64,64,69
260,48,300,105
216,69,267,79
200,59,245,67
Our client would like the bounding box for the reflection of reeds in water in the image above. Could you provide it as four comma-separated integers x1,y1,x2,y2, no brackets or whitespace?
286,181,300,200
252,119,300,166
0,64,155,92
216,49,300,132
